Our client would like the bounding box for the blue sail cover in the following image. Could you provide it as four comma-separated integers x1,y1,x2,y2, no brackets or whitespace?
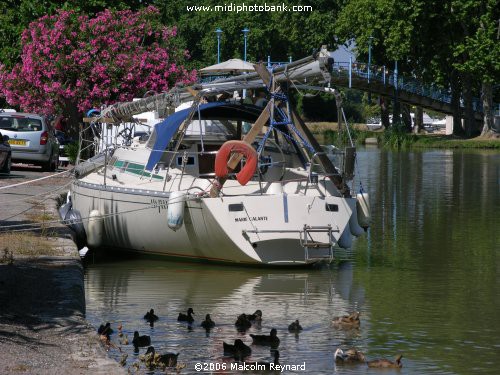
145,102,228,171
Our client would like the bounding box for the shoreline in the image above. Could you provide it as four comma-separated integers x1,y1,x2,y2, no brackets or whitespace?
0,172,124,374
307,122,500,149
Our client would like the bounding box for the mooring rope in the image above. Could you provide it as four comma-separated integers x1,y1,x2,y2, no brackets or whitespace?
0,169,72,191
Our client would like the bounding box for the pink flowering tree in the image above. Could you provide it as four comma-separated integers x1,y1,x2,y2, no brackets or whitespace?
0,6,197,134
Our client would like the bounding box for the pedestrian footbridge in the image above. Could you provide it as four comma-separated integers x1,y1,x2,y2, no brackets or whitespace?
329,62,492,119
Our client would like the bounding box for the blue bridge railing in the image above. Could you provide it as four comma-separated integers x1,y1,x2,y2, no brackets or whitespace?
331,61,491,113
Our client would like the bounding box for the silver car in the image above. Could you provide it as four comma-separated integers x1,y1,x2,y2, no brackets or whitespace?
0,111,59,171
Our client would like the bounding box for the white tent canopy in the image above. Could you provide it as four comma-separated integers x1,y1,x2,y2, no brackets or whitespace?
199,58,255,74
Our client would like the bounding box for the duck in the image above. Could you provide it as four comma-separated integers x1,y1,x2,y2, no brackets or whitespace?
201,314,215,329
235,314,252,331
120,334,129,345
367,354,403,368
245,309,263,321
334,348,366,364
144,346,180,368
132,331,151,347
332,311,360,329
288,320,303,332
223,339,252,359
159,352,180,368
97,322,113,336
144,308,159,322
141,346,156,369
250,328,280,347
119,353,128,367
117,323,123,337
178,308,195,323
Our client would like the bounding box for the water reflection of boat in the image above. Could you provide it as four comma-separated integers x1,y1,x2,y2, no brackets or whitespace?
84,259,360,314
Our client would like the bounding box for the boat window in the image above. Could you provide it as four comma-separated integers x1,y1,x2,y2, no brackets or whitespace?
185,119,235,137
176,156,195,166
126,162,144,175
228,203,244,212
114,159,126,170
112,159,163,180
325,203,339,212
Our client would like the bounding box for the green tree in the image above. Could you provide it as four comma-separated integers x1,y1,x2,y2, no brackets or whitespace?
335,0,499,137
155,0,342,69
452,0,499,135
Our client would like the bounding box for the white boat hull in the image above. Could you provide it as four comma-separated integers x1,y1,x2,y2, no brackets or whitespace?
72,180,357,266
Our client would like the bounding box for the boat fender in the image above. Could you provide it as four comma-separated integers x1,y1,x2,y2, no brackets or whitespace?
356,193,371,230
349,208,365,237
59,202,71,222
87,210,103,248
64,208,87,246
215,140,257,186
167,191,186,231
338,228,353,249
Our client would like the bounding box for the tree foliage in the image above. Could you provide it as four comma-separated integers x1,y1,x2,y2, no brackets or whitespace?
452,0,499,84
0,6,196,121
0,1,150,69
155,0,342,68
335,0,500,135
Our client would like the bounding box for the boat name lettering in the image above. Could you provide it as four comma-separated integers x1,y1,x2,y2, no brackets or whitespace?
151,198,168,210
235,216,268,222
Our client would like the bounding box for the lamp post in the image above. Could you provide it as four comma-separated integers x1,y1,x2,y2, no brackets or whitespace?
368,35,374,103
242,28,249,62
215,28,222,64
368,35,374,83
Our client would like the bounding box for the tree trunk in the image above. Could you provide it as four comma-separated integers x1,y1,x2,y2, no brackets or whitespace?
62,99,82,140
401,103,412,132
413,106,424,134
380,96,390,128
392,90,401,127
481,81,493,135
462,74,476,137
450,73,463,135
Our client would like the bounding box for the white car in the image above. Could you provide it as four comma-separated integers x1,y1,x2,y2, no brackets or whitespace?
0,111,59,171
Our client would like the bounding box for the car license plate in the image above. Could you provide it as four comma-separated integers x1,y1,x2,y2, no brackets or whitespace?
8,139,27,146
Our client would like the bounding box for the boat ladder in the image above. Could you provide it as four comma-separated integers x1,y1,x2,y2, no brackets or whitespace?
300,224,336,263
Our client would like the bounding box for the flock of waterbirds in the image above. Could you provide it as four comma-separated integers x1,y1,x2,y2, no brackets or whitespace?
97,308,403,372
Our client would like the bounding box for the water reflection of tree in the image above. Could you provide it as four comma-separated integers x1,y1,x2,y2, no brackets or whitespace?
353,149,500,374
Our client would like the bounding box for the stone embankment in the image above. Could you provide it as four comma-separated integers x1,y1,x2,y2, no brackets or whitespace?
0,167,124,374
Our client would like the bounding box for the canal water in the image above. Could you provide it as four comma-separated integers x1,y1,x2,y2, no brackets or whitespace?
84,148,500,374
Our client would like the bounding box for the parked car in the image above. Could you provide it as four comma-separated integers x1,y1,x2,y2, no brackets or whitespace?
0,111,59,171
0,131,12,174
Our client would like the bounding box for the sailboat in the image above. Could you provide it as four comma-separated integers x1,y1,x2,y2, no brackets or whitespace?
61,47,370,266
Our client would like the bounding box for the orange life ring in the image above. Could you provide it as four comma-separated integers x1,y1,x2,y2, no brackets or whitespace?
215,140,257,186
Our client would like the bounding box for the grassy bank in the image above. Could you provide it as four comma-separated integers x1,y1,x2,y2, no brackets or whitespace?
412,134,500,149
308,122,500,149
0,199,65,259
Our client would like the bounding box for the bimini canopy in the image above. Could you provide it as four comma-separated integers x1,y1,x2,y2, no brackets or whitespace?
145,102,263,171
